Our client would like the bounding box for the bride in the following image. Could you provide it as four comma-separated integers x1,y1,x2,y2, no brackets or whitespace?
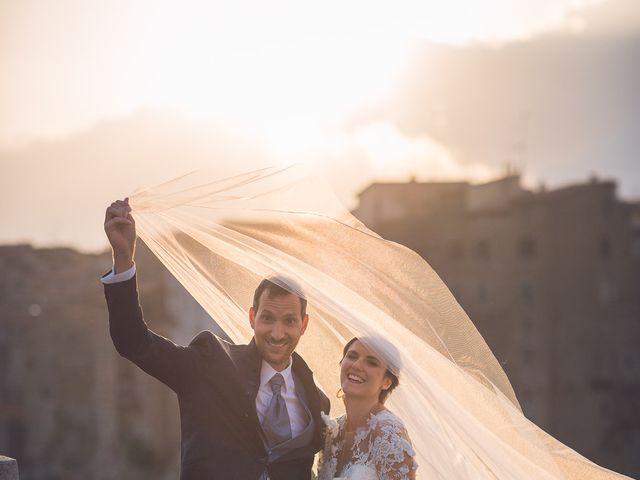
318,337,417,480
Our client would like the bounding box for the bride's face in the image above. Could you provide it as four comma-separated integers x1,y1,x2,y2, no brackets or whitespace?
340,340,392,402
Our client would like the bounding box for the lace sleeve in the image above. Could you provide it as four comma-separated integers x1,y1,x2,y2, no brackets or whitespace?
317,414,344,480
369,414,418,480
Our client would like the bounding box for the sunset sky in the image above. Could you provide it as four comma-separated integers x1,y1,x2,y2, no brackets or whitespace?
1,0,639,250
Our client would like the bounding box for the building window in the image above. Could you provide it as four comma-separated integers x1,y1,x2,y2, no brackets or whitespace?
599,238,611,259
7,419,25,462
597,279,614,304
523,349,535,364
622,352,634,369
603,197,613,217
632,236,640,258
477,284,488,303
449,241,465,260
518,237,536,259
521,282,534,305
475,240,491,259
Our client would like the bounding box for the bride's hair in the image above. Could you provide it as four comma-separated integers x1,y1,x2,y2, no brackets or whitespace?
342,337,400,404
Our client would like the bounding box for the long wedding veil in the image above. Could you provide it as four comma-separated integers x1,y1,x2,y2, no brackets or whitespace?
129,165,632,480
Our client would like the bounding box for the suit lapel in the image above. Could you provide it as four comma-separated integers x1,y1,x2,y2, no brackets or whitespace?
290,352,324,448
234,339,262,399
232,339,265,436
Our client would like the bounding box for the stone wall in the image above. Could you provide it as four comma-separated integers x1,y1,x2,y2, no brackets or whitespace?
0,244,184,479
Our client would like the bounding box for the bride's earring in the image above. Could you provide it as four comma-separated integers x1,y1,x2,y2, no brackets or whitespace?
336,388,344,399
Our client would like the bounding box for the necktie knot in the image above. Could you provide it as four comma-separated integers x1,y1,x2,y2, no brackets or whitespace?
269,373,285,395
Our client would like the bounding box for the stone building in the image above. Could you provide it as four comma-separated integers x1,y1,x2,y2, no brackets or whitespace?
353,174,640,477
0,244,215,479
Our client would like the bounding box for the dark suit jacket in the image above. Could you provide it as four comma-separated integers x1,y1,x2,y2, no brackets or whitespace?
104,275,330,480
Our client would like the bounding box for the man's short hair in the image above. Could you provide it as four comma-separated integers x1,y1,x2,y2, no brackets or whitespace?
252,275,307,317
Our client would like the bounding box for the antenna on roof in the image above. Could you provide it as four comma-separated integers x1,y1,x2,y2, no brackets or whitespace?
504,110,529,178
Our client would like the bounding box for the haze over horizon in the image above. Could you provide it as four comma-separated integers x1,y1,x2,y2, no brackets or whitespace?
1,0,639,251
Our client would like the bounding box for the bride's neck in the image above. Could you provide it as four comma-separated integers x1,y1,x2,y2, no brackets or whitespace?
344,397,383,432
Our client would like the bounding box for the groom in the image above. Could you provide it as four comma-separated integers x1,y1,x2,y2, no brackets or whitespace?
102,199,330,479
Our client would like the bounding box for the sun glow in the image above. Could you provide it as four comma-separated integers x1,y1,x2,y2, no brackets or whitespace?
351,122,498,182
134,3,412,150
123,0,602,155
1,0,603,149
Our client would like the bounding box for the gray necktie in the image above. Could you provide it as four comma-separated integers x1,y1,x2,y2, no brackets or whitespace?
261,373,292,447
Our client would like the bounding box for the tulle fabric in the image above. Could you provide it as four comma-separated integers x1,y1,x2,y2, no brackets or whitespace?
129,165,631,480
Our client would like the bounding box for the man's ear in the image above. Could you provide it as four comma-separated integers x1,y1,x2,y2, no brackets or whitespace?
249,306,256,330
300,314,309,335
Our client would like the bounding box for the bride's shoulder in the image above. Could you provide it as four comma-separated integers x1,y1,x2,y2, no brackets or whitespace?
368,409,412,441
371,409,406,429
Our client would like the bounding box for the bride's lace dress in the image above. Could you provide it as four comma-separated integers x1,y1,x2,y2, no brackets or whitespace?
318,410,418,480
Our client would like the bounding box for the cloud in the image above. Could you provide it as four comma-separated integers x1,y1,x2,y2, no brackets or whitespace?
562,0,640,36
0,110,273,251
368,0,640,197
349,122,498,183
0,108,505,250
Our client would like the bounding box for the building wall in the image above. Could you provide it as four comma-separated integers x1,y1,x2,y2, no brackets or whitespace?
353,176,640,478
0,244,185,480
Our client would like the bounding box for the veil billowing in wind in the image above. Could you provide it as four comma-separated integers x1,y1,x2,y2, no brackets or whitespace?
129,165,630,480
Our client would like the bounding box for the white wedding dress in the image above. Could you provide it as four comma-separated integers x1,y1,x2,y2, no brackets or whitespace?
318,410,418,480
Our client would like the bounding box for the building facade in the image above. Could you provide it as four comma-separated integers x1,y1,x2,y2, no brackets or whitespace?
0,245,184,480
353,175,640,477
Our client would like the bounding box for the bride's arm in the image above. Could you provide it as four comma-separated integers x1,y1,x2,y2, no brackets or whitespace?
370,417,418,480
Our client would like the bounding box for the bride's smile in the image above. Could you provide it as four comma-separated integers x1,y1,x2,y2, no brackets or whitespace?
340,340,392,398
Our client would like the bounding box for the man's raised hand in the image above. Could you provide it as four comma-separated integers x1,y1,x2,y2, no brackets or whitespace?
104,198,136,273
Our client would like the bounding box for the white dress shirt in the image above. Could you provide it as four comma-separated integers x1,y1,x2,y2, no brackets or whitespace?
256,360,309,439
101,264,136,284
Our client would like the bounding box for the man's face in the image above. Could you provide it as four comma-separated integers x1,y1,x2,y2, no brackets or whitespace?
249,290,309,371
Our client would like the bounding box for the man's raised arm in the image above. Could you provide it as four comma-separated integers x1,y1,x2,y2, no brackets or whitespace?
102,198,199,393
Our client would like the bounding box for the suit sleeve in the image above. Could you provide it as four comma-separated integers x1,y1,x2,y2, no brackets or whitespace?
320,389,331,415
104,274,203,393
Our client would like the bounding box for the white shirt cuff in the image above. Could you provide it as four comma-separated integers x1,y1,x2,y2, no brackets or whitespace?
101,264,136,284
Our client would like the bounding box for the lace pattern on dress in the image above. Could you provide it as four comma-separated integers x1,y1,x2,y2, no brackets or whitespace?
318,410,418,480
